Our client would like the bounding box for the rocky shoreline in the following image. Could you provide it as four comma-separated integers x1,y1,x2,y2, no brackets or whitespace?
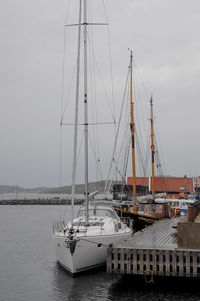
0,198,84,205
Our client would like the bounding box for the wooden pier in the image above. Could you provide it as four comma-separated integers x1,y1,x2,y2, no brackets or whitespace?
107,218,200,278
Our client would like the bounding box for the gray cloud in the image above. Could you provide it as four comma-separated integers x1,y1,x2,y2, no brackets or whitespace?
0,0,200,187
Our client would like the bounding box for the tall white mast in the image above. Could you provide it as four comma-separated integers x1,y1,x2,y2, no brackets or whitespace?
83,0,89,225
71,0,82,224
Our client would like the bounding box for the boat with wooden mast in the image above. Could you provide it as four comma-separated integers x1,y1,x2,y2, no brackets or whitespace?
114,52,169,229
132,97,169,227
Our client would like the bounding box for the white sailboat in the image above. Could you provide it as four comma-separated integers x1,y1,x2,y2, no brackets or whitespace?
52,200,132,274
52,0,132,275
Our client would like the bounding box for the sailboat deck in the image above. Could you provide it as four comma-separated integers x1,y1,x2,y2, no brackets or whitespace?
107,218,200,278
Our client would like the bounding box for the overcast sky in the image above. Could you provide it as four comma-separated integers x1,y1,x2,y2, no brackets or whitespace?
0,0,200,188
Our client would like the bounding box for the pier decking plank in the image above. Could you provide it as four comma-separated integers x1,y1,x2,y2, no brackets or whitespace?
107,218,200,278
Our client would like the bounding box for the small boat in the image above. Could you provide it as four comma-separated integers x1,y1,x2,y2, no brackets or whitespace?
52,0,132,275
167,198,195,216
114,200,169,230
52,201,132,274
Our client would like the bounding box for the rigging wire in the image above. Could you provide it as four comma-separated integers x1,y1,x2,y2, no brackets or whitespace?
87,0,117,186
109,134,131,196
133,63,148,135
87,35,116,122
88,0,100,184
60,0,71,121
133,61,150,177
123,137,131,184
102,0,115,120
59,0,84,220
121,137,133,200
60,0,118,197
60,62,78,125
104,67,130,195
154,114,167,176
107,63,131,193
75,131,85,181
102,0,117,182
110,139,134,201
60,3,84,124
109,113,130,191
59,0,71,202
143,133,151,178
120,104,131,182
134,61,150,99
88,133,104,181
154,135,168,192
134,63,168,189
135,128,146,177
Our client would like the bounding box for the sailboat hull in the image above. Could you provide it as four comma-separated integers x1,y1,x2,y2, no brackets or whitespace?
53,232,131,275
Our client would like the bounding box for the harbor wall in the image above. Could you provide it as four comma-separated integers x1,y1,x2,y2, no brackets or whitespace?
0,199,83,205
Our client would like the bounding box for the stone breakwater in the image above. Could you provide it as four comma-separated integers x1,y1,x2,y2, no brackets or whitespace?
0,199,84,205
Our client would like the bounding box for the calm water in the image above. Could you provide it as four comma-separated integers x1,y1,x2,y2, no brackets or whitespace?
0,205,200,301
0,193,83,200
0,192,112,200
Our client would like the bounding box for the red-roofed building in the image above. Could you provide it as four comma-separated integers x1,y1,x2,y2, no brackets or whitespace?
127,176,194,195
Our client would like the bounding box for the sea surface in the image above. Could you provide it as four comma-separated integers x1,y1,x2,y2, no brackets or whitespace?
0,205,200,301
0,192,83,200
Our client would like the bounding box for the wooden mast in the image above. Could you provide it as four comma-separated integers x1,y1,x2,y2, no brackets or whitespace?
150,97,155,200
130,51,136,200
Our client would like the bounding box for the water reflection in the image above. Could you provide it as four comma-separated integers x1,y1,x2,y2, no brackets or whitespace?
51,262,119,301
108,274,200,301
51,261,200,301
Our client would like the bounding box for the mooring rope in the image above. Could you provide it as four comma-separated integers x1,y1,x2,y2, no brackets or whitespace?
79,236,113,247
